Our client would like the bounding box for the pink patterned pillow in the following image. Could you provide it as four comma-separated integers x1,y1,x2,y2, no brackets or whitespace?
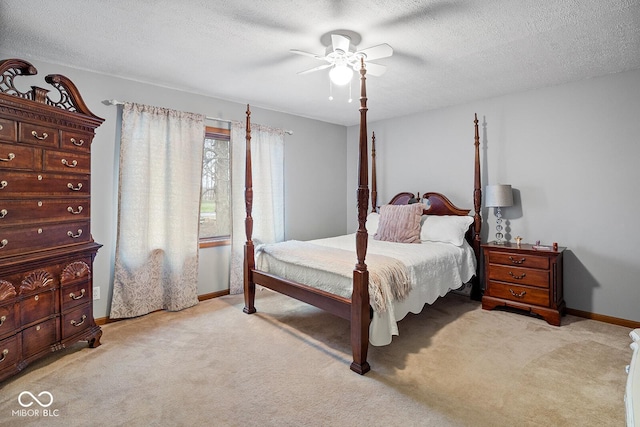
373,203,424,243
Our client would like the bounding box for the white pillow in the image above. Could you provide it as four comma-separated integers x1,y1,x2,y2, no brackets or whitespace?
420,215,473,246
366,212,379,235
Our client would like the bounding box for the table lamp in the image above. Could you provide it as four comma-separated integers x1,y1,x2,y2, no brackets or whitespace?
485,184,513,244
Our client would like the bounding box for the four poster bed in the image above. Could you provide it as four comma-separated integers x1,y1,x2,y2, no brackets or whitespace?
242,63,482,374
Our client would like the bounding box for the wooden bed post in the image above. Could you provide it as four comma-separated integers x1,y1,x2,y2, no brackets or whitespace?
470,113,483,300
243,104,257,314
351,59,371,375
371,132,377,213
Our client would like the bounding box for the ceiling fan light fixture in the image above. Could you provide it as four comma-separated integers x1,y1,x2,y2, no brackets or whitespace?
329,64,353,86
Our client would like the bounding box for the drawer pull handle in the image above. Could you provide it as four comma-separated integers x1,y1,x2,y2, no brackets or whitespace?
71,315,87,327
70,137,85,146
61,159,78,168
69,289,86,300
0,209,7,219
67,206,83,215
0,315,6,326
0,124,3,130
67,183,83,191
0,180,7,189
508,256,526,264
509,289,527,298
0,348,8,363
508,271,526,280
0,239,7,249
0,153,15,162
67,229,83,239
31,130,48,140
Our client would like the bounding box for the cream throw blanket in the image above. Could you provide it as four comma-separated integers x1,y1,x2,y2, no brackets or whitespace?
256,240,411,313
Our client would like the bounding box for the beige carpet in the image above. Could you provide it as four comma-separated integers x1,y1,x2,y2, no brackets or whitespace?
0,290,632,426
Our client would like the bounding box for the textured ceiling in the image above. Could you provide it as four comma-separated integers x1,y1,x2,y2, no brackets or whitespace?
1,0,639,126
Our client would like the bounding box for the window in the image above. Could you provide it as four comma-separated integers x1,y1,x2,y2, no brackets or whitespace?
199,126,231,247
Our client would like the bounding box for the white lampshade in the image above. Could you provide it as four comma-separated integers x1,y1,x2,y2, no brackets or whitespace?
329,64,353,85
485,184,513,208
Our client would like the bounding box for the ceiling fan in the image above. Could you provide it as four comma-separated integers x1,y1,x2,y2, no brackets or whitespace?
291,33,393,86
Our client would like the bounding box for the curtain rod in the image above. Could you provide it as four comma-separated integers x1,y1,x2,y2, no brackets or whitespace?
104,99,293,135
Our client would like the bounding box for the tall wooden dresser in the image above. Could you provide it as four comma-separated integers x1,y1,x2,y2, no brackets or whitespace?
0,59,104,382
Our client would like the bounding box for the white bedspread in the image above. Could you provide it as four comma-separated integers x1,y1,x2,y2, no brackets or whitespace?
257,240,411,313
255,233,477,346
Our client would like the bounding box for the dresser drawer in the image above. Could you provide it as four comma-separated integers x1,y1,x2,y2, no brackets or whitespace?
18,122,59,147
0,197,90,225
0,302,18,339
60,260,92,285
488,264,550,288
61,280,91,312
22,317,58,355
486,280,550,307
487,251,550,269
60,130,93,153
61,304,92,339
1,256,93,287
0,221,91,258
20,289,57,326
0,171,90,196
0,334,20,374
0,220,91,257
0,118,17,143
0,142,41,170
44,149,91,174
0,279,17,302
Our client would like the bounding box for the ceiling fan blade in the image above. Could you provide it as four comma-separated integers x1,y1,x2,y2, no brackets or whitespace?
362,62,387,76
331,34,351,53
297,63,333,75
356,43,393,61
290,49,325,60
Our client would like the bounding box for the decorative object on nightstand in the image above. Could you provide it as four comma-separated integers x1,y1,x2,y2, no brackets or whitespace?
485,184,513,244
481,241,566,326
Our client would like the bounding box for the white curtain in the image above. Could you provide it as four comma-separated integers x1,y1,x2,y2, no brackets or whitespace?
230,121,285,294
110,103,205,318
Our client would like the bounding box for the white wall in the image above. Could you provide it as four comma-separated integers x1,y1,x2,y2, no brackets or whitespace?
8,53,638,323
347,68,640,322
3,55,347,319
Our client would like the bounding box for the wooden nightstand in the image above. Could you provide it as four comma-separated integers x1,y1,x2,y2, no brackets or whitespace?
481,242,566,326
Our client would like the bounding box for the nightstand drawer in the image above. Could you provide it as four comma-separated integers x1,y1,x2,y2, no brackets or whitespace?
486,280,549,306
488,251,550,269
488,264,550,288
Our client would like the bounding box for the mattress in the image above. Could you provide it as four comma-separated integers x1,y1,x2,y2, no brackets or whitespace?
256,233,477,346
